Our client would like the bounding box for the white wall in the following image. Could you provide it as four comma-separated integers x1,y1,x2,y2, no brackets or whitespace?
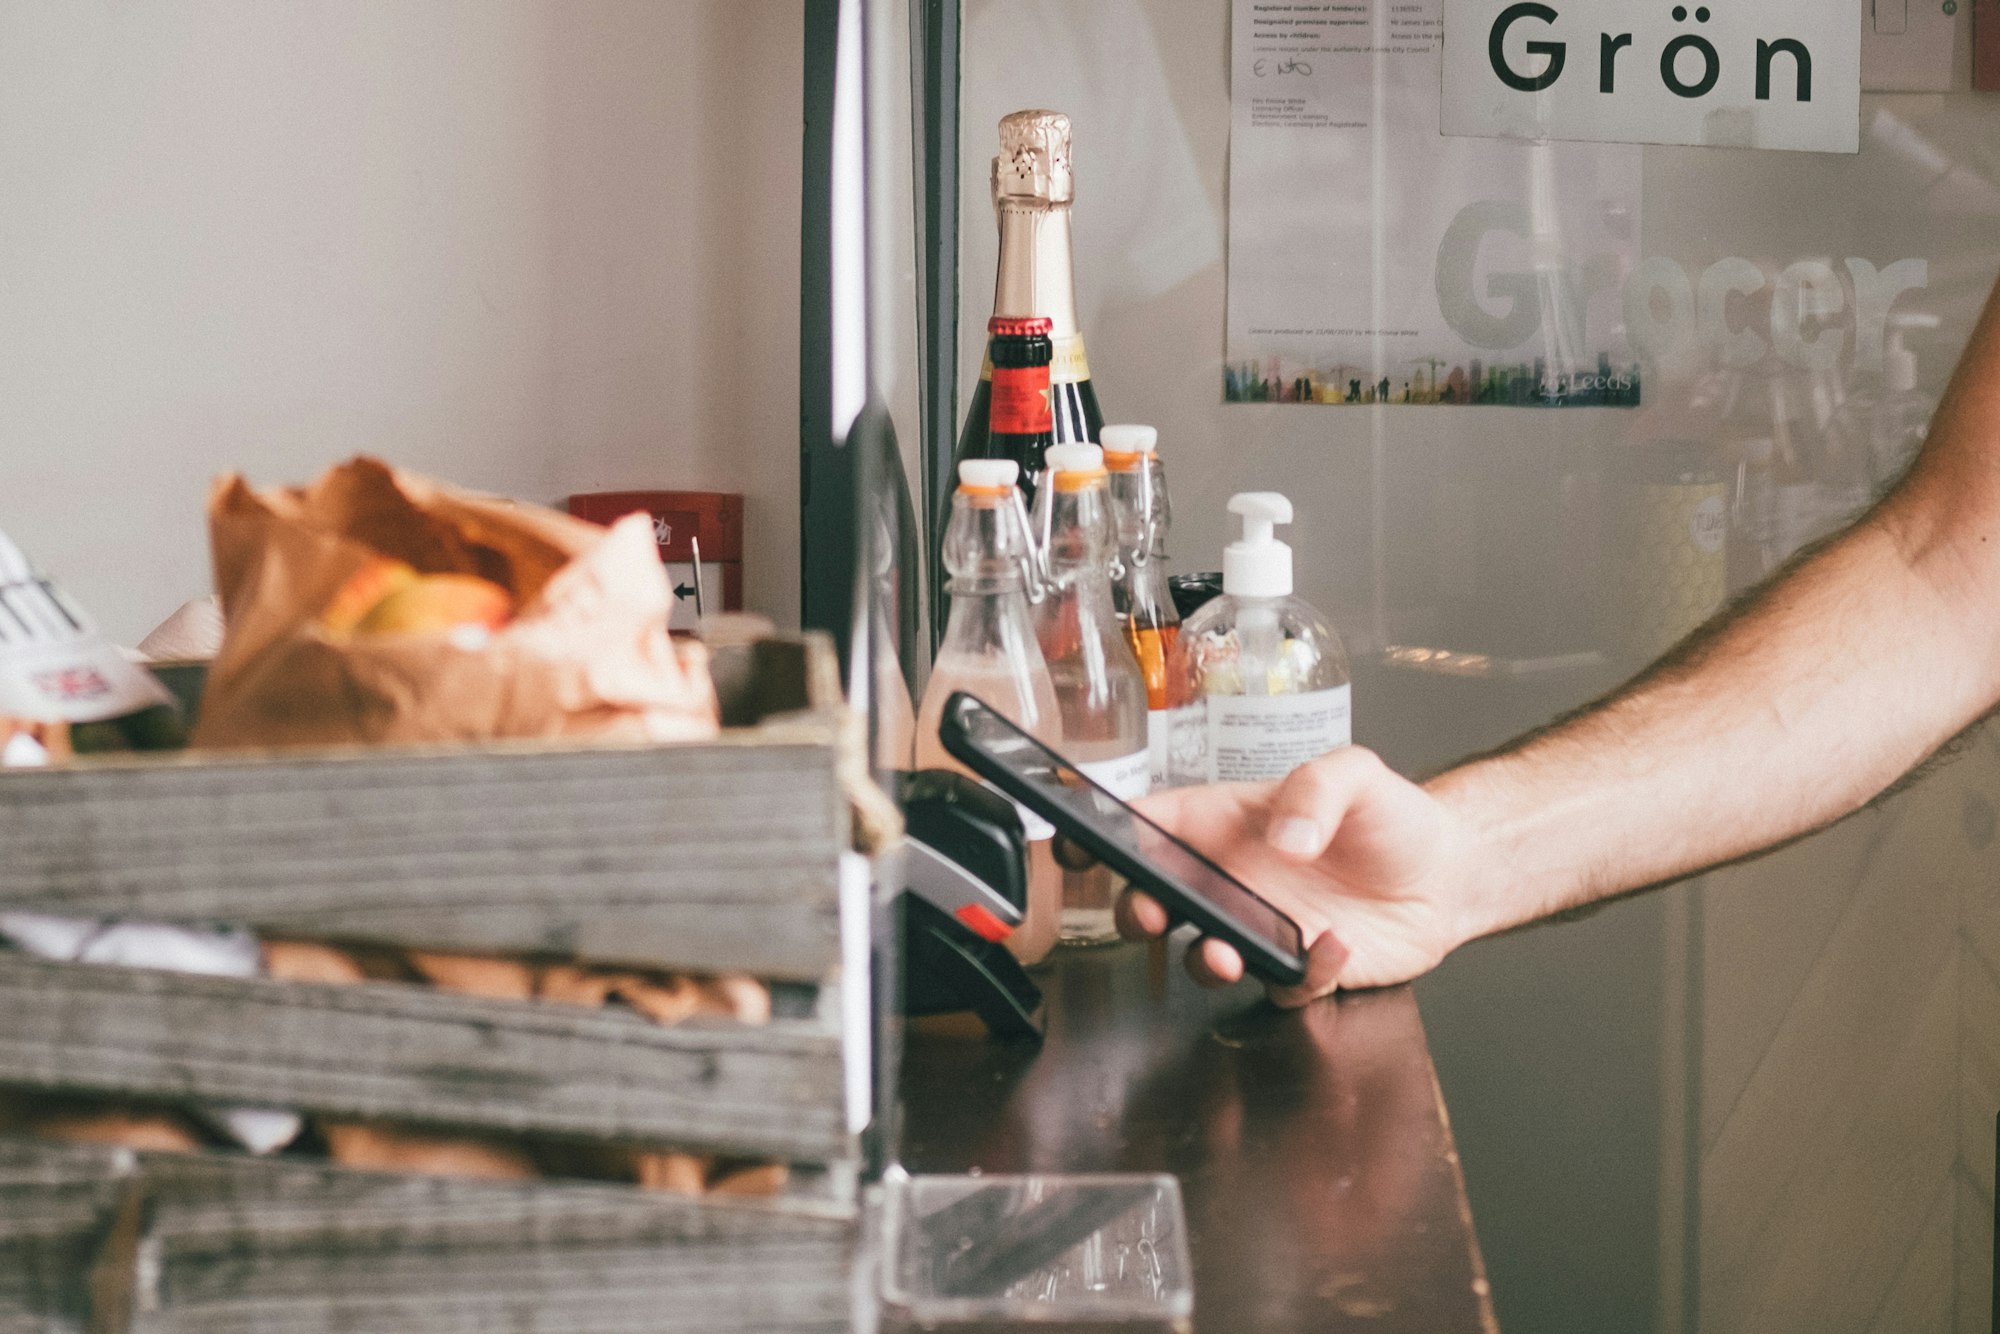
0,0,802,644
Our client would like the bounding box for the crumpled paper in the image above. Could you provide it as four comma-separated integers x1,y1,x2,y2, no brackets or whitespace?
195,456,717,748
135,595,224,662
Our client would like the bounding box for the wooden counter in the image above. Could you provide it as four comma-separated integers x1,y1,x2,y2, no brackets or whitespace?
896,945,1499,1333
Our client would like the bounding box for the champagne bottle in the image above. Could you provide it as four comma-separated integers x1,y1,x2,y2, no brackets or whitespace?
954,109,1103,506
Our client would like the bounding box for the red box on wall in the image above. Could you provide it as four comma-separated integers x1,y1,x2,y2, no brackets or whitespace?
566,491,744,628
1979,0,2000,92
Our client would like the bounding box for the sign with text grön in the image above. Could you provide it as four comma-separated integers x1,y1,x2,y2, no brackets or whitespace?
1441,0,1862,153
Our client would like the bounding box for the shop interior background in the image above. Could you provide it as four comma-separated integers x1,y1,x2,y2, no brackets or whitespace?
3,1,1996,1330
959,4,2000,1333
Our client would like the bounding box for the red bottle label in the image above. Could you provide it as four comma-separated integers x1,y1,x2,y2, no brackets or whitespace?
989,366,1053,435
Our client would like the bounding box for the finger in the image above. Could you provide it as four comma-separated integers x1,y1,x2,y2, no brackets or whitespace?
1266,928,1350,1010
1183,936,1245,989
1114,889,1171,941
1129,785,1221,825
1050,833,1097,871
1263,747,1391,861
1133,781,1275,846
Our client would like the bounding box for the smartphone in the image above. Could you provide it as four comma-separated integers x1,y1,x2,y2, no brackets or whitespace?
936,692,1309,987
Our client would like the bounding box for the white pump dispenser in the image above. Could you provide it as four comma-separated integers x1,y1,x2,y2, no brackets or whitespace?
1171,491,1351,785
1223,493,1294,598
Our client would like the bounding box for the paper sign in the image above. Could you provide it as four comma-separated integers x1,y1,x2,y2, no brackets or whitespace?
1441,0,1862,154
1226,0,1644,408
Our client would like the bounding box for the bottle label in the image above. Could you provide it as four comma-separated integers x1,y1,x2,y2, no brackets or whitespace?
1689,494,1727,553
1146,711,1174,790
1080,749,1152,803
1205,687,1353,784
0,530,174,724
1051,334,1092,386
1166,703,1208,787
989,366,1054,435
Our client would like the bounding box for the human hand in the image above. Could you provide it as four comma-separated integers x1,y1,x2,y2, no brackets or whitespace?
1116,748,1476,1007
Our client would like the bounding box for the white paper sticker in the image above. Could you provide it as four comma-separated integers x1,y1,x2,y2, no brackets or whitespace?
0,530,173,723
1207,686,1353,783
1441,0,1861,154
0,631,175,724
1080,749,1153,803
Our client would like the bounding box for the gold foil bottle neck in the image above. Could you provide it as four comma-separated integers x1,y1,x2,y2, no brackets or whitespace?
993,109,1073,204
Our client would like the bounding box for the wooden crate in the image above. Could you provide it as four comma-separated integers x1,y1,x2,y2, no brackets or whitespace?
0,634,873,1333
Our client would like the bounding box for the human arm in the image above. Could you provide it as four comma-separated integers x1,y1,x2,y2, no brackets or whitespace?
1127,273,2000,1001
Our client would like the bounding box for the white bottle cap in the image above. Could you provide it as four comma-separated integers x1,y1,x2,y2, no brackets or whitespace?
1223,492,1293,598
1886,311,1938,395
1886,343,1919,395
1099,424,1159,457
1044,442,1104,476
957,458,1019,490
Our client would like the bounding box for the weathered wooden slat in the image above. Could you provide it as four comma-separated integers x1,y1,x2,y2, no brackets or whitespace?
0,1138,860,1334
0,741,847,979
708,637,829,729
0,955,852,1162
0,1140,134,1332
150,1226,857,1330
140,1264,857,1334
135,1150,858,1240
0,1232,98,1330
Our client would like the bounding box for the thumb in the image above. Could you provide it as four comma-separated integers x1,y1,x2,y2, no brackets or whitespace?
1267,927,1349,1009
1263,747,1394,862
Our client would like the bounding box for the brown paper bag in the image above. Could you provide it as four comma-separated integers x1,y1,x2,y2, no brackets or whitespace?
195,457,717,748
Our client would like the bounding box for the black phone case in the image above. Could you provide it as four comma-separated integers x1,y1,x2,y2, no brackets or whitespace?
937,692,1308,987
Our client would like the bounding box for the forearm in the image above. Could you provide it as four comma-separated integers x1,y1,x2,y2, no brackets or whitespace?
1433,287,2000,939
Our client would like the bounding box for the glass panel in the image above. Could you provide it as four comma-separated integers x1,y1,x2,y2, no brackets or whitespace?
959,3,2000,1331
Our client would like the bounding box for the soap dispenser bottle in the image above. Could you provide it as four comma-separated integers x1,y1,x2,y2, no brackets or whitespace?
1173,493,1351,785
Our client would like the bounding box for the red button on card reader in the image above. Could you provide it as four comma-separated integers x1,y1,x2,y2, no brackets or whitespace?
954,904,1014,944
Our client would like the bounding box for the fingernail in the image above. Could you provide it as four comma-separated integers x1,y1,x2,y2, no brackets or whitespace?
1270,817,1323,858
